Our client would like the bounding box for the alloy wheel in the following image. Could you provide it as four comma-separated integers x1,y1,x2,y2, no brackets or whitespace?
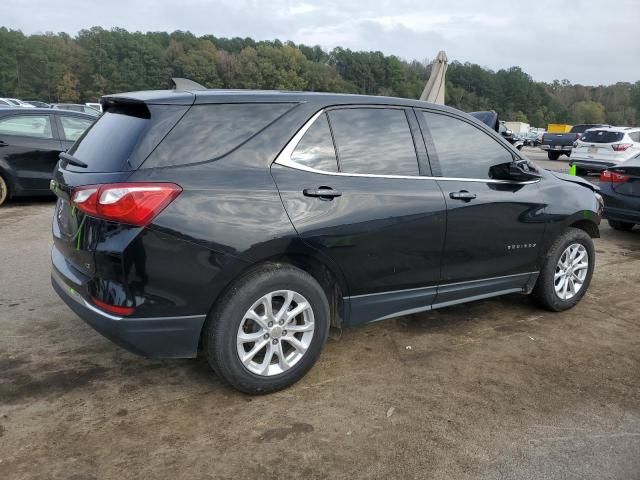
554,243,589,300
236,290,315,376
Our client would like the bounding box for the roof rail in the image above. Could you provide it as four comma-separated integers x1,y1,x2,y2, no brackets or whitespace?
170,78,206,91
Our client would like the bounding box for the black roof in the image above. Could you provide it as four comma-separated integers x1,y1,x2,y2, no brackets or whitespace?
101,88,461,115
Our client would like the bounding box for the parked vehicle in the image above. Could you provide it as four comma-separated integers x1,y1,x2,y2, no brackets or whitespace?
570,127,640,174
469,112,524,150
541,124,607,160
5,98,36,108
24,100,52,108
0,108,95,205
51,88,602,394
599,155,640,231
0,98,14,108
52,103,101,116
85,102,102,112
504,122,530,135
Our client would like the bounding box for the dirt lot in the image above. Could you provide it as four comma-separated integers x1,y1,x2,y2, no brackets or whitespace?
1,164,639,479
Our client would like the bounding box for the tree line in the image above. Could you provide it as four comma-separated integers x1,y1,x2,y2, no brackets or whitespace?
1,26,639,127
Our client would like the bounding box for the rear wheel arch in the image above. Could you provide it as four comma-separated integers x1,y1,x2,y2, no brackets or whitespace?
199,253,347,351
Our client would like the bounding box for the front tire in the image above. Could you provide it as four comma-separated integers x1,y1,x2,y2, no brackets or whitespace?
203,263,330,394
608,220,634,231
532,228,595,311
548,151,561,161
0,174,9,206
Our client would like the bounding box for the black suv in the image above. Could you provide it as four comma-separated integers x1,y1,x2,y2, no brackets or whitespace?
51,88,603,393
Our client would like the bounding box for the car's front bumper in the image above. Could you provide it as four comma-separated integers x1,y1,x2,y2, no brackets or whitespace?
51,248,206,358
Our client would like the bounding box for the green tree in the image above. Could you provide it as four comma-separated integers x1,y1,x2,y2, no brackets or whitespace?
573,101,605,123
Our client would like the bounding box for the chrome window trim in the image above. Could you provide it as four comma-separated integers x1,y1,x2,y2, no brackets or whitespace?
273,108,541,185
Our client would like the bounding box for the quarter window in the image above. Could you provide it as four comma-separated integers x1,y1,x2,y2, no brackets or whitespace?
328,108,419,176
291,113,338,172
60,116,94,141
0,115,53,139
420,112,512,179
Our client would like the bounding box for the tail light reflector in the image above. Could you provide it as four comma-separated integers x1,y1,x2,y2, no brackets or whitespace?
91,296,135,316
72,183,182,226
612,143,632,152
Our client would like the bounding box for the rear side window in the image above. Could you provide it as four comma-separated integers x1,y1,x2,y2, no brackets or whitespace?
144,103,293,168
291,113,338,172
581,130,624,143
67,104,188,172
328,108,419,176
0,115,53,139
420,111,512,179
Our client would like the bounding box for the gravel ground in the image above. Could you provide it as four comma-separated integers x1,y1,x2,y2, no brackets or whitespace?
0,162,638,479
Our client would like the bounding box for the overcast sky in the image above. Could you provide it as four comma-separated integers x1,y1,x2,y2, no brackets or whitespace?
4,0,639,85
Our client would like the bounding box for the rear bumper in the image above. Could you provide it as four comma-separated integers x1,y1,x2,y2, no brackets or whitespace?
541,145,571,152
603,206,640,224
51,248,206,358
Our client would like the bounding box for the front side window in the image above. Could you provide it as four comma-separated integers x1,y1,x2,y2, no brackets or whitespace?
60,116,94,141
291,113,338,172
0,115,53,139
420,112,512,179
328,108,419,176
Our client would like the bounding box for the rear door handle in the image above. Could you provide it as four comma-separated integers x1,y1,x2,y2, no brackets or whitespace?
449,190,477,201
303,187,342,199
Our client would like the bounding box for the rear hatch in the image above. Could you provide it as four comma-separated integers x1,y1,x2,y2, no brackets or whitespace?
608,157,640,198
573,130,627,162
52,95,192,276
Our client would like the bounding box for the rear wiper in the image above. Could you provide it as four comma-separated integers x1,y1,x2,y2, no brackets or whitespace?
59,152,87,168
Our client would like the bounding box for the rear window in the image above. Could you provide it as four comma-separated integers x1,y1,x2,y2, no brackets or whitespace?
571,124,600,134
143,103,294,168
66,104,188,172
581,130,624,143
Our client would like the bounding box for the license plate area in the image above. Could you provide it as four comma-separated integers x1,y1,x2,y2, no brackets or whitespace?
588,147,598,154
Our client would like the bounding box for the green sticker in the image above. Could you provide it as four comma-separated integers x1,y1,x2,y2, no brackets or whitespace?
569,164,577,176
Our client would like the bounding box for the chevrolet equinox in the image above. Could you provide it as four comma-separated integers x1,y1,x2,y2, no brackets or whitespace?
51,87,603,393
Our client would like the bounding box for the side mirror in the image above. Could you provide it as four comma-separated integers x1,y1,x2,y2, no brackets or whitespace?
508,160,541,181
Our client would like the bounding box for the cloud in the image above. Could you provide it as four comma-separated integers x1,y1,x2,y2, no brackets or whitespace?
2,0,639,84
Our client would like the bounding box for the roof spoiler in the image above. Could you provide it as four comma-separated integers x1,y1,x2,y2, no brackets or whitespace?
170,78,206,91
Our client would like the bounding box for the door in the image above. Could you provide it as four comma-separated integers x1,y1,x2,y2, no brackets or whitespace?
0,113,62,193
272,107,447,325
416,109,546,305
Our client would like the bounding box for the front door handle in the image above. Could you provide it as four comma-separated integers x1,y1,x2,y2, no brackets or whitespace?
303,187,342,199
449,190,477,201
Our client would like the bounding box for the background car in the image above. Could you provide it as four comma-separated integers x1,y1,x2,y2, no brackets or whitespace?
51,103,101,116
24,100,52,108
0,108,95,205
0,98,12,108
571,127,640,173
541,124,607,160
5,98,36,108
85,102,102,112
599,155,640,231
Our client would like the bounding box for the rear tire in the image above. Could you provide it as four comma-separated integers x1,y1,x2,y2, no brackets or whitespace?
532,228,595,312
608,220,634,231
548,152,561,161
0,174,8,206
203,263,330,394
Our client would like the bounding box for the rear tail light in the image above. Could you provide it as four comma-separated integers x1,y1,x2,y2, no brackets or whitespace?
600,170,630,183
612,143,633,152
72,183,182,226
91,296,135,316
